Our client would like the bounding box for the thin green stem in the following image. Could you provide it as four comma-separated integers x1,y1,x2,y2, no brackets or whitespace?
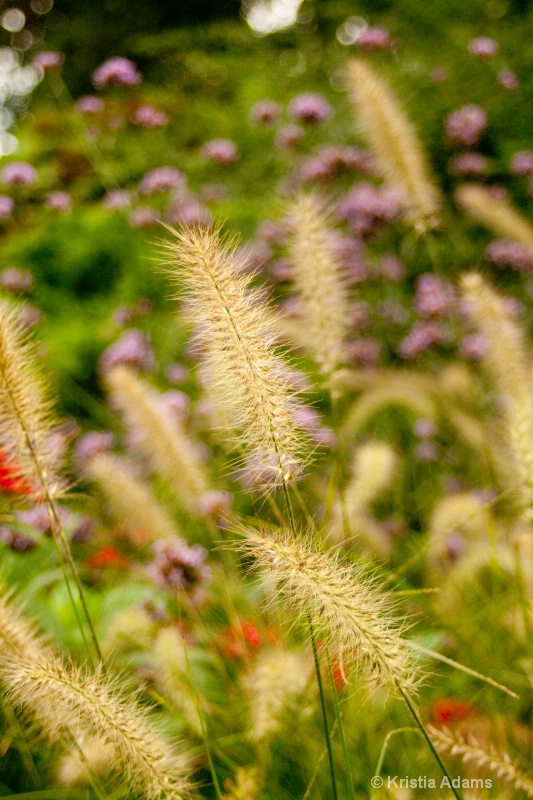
308,616,338,800
325,648,355,800
371,727,420,799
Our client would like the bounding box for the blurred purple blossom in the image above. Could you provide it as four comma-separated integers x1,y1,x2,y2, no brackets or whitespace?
461,333,487,360
148,538,210,598
169,196,211,226
467,37,499,57
510,151,533,176
2,162,37,187
129,206,158,228
0,268,32,292
329,233,369,282
92,56,141,89
75,95,105,114
498,69,519,90
139,166,185,194
348,301,371,330
398,321,449,359
200,183,228,203
99,329,154,374
413,418,437,439
357,26,392,50
0,526,36,552
299,145,374,182
414,274,455,318
346,337,381,367
198,490,233,522
159,389,190,418
449,152,488,176
250,100,281,124
74,431,115,471
275,124,305,150
201,138,240,164
485,238,533,272
336,182,404,236
165,363,188,385
132,104,169,128
431,67,449,83
0,195,14,219
445,104,487,147
377,300,408,325
102,189,131,209
45,191,72,212
33,51,64,69
415,441,438,461
289,92,332,124
380,254,406,281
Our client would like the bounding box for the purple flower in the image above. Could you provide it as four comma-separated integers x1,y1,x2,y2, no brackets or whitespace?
445,104,487,147
346,338,381,367
2,162,37,187
398,322,449,359
510,151,533,176
131,104,169,128
75,95,105,114
329,233,368,282
485,238,533,272
380,254,406,281
33,51,64,70
169,196,211,226
299,145,374,182
414,274,455,318
357,25,391,50
431,67,449,83
377,300,408,325
92,56,141,89
0,526,36,552
498,69,519,90
200,183,228,203
467,37,499,57
159,389,190,418
460,333,487,360
258,219,285,244
250,100,280,124
415,441,438,461
0,195,14,219
275,124,305,150
165,363,188,384
198,490,233,522
201,138,240,165
449,152,488,177
0,268,32,292
17,505,69,533
235,239,272,272
413,418,437,439
129,207,158,228
336,182,404,236
138,167,185,195
45,191,71,212
102,189,131,210
99,329,154,374
148,538,210,598
288,93,332,124
74,430,115,471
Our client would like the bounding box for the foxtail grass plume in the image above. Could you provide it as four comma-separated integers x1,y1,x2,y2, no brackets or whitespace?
3,654,191,799
0,591,51,664
428,492,491,562
152,627,205,736
243,646,312,741
347,59,440,232
57,735,115,788
0,300,65,501
221,767,262,800
239,526,416,696
461,272,533,519
456,184,533,247
430,725,533,798
106,366,209,515
160,225,310,488
284,192,351,386
86,453,179,542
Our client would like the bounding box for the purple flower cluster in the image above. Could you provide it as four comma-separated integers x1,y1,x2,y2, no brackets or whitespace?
346,338,381,367
45,191,71,212
74,430,115,471
75,95,105,114
449,152,487,177
467,37,499,57
33,51,64,70
460,333,487,360
510,151,533,176
148,538,211,598
250,100,281,124
92,57,141,89
357,26,392,50
414,274,455,318
485,238,533,273
398,322,449,360
299,145,374,183
169,196,211,226
445,104,487,147
132,104,169,128
275,124,305,150
288,93,332,124
102,189,131,210
498,69,519,90
2,162,37,187
336,182,404,236
0,196,14,219
138,167,185,195
0,267,32,292
198,490,233,522
129,207,158,228
201,139,240,165
99,329,155,374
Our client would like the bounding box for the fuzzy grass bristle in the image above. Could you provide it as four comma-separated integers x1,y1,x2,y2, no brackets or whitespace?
239,526,417,696
456,184,533,247
347,58,440,232
105,365,209,515
0,300,65,501
284,192,351,387
159,224,311,489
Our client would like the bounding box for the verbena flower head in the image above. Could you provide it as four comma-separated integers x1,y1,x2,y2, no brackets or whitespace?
148,538,210,598
33,51,64,69
91,56,141,89
485,238,533,273
449,152,487,176
132,104,169,128
45,191,71,212
288,92,332,123
498,68,519,90
139,167,185,195
445,104,487,147
250,100,280,124
467,36,499,57
510,151,533,176
75,95,105,114
0,195,14,219
357,25,391,50
2,162,37,187
99,329,154,375
201,138,240,164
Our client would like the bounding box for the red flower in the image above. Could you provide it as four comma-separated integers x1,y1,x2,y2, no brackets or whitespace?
219,620,263,659
85,547,129,570
0,448,36,497
431,697,477,726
